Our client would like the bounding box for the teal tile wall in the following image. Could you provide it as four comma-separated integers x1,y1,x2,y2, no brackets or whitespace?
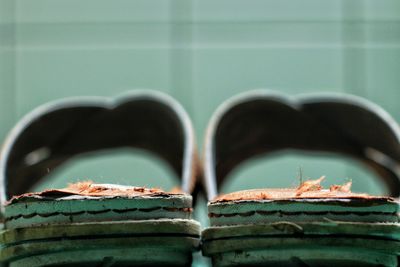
1,1,399,266
0,0,399,220
1,0,400,193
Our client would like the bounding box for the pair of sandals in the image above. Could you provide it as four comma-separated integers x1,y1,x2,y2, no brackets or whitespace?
0,90,399,267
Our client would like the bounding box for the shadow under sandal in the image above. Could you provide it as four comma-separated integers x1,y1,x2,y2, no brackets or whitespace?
201,91,400,267
0,91,201,267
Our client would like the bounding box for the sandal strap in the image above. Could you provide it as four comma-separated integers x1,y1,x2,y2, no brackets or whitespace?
0,91,198,206
204,90,400,199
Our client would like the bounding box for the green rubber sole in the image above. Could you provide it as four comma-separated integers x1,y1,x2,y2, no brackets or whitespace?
209,247,397,267
208,198,400,226
5,195,193,229
0,219,200,267
202,222,400,267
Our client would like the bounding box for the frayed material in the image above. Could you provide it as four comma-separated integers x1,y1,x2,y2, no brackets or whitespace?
7,181,184,204
212,177,389,202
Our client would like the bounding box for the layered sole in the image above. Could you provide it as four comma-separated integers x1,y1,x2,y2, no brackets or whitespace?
208,198,399,226
1,219,200,267
5,194,193,229
203,222,400,267
204,197,400,266
2,193,200,266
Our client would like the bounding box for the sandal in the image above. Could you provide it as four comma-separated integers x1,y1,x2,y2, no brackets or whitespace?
0,91,201,267
201,90,400,267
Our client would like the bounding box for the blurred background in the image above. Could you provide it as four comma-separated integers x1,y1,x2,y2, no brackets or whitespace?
1,0,400,246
